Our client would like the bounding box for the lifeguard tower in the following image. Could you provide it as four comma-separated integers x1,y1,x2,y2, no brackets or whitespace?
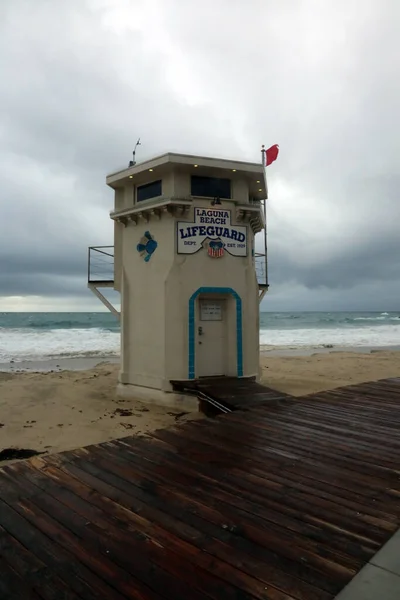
88,152,268,408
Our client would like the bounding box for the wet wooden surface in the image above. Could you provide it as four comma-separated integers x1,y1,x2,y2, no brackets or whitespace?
171,375,292,411
0,377,400,599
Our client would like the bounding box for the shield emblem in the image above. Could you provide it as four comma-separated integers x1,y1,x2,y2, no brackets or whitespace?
208,239,224,258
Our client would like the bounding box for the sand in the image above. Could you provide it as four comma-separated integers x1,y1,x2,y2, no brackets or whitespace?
1,350,400,463
0,362,202,463
260,349,400,396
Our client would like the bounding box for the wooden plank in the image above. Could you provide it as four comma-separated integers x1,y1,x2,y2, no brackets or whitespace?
224,406,400,449
0,493,125,600
145,423,399,525
34,458,301,600
104,438,378,562
189,413,400,470
186,417,400,479
46,453,372,561
173,419,400,487
287,397,400,420
149,422,398,502
29,458,292,600
173,376,292,410
63,449,336,599
148,429,396,543
0,559,42,600
294,402,400,421
252,401,400,431
190,415,400,471
198,391,289,409
129,436,385,549
336,380,400,395
14,461,263,600
0,525,81,600
3,464,195,600
0,470,158,600
132,433,388,524
311,387,400,406
77,443,357,591
146,424,400,508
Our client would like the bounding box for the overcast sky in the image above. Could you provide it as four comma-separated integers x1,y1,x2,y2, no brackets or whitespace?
1,0,399,312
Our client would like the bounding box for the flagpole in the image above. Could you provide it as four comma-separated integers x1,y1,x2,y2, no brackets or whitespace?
261,144,266,167
259,143,279,290
262,188,268,289
261,145,268,289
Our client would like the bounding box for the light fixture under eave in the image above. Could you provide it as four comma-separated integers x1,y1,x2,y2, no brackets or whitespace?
258,188,262,192
256,180,260,183
129,175,133,179
194,164,198,167
149,168,153,172
232,169,236,172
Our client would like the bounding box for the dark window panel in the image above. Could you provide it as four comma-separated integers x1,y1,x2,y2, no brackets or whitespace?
191,176,231,199
137,180,162,202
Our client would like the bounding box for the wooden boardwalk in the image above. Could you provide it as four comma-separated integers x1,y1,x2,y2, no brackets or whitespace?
0,377,400,599
171,376,292,412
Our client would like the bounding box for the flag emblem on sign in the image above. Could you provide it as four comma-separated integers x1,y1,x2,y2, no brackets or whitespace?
207,239,224,258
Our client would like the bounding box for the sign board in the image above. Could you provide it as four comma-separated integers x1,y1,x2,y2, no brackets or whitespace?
200,301,223,321
177,208,247,257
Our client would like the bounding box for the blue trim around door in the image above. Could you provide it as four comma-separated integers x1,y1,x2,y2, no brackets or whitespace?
188,287,243,380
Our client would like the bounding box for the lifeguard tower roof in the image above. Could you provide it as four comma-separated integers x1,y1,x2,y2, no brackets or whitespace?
106,152,268,201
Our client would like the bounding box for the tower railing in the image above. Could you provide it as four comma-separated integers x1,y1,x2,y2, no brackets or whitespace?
87,244,268,288
255,253,268,288
88,246,114,285
254,198,268,289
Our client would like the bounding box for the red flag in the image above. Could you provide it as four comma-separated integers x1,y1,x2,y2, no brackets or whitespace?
264,144,279,166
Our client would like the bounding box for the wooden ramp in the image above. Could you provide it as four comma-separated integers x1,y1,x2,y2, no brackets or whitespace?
171,376,292,412
0,377,400,599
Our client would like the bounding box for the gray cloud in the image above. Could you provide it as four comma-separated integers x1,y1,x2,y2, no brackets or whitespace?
0,0,399,311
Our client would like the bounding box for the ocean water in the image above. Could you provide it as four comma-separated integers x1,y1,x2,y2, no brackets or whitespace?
0,311,399,363
259,311,400,349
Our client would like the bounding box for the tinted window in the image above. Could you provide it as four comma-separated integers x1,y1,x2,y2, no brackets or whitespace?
137,180,162,202
191,175,231,199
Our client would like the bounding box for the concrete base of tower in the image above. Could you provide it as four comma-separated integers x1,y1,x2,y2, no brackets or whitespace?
116,382,199,411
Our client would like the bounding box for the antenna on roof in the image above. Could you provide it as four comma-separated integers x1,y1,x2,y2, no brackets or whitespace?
129,138,141,167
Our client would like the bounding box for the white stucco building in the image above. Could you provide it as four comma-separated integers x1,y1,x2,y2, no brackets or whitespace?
89,152,268,407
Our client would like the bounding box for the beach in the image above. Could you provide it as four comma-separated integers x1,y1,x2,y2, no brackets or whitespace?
0,361,203,464
260,348,400,396
1,310,400,464
1,349,400,464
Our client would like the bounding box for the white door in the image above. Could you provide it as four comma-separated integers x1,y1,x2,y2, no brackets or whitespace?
196,298,227,377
